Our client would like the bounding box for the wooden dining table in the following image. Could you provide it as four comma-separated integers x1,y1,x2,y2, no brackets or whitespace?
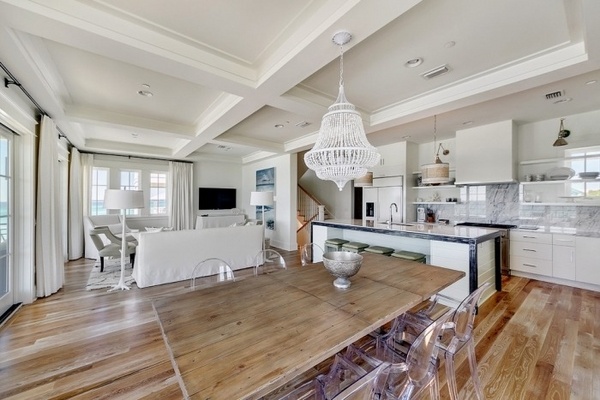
153,252,465,399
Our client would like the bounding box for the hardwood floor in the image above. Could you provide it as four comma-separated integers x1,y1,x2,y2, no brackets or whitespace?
0,250,598,399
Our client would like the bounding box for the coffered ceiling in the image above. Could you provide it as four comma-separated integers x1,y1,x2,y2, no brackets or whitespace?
0,0,599,163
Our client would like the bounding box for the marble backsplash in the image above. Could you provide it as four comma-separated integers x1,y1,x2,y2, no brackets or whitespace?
427,184,600,233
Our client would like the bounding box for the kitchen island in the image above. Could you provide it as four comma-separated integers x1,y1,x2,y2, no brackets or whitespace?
312,220,503,301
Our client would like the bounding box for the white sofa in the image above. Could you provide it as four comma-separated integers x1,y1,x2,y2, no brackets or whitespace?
132,224,263,288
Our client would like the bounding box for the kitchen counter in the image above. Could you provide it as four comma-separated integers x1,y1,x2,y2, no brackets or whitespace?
312,220,503,299
312,219,503,244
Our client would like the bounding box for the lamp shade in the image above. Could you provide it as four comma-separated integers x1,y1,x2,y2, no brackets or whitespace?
104,189,145,210
250,191,273,206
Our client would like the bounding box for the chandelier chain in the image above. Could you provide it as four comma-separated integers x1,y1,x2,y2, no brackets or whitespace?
338,44,344,88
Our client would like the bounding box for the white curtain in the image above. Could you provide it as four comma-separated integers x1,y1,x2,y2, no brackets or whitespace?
68,148,83,259
168,161,194,230
81,153,95,259
35,116,64,297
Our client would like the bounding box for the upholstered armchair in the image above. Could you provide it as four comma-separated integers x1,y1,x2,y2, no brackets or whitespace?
84,215,138,259
89,227,136,272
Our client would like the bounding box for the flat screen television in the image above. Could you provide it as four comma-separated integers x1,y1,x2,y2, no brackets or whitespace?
198,187,236,210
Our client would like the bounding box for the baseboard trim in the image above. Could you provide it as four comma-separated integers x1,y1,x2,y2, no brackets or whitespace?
0,302,23,330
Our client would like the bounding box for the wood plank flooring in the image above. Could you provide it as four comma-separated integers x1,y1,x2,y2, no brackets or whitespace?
0,249,598,399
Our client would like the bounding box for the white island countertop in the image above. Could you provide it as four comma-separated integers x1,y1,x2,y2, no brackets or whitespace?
313,219,503,244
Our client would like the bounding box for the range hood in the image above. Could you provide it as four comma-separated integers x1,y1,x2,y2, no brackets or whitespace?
454,120,517,185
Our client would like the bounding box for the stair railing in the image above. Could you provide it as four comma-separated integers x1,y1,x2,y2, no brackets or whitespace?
297,185,333,233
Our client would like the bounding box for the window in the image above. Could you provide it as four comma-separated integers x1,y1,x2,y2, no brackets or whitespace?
91,167,109,215
565,146,600,198
149,172,167,215
120,170,141,215
88,157,169,218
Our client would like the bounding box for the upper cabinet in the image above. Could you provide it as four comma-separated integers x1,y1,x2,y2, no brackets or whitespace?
371,142,417,178
455,120,517,185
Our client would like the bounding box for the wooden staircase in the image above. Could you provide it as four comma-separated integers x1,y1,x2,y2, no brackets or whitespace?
297,185,333,248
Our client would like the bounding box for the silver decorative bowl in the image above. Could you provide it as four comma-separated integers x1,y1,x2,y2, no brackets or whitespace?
322,251,363,289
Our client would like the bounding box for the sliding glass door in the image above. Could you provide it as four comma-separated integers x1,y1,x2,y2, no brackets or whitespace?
0,129,12,317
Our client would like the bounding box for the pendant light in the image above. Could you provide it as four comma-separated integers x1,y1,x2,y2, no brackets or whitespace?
420,115,450,185
304,31,380,191
552,118,570,147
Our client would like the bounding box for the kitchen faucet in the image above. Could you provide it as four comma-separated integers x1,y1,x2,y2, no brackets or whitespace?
389,203,398,226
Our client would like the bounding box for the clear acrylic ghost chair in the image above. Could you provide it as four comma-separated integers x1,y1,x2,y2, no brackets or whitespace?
279,352,386,400
300,243,325,266
408,282,491,400
190,258,235,290
349,308,453,400
254,249,286,275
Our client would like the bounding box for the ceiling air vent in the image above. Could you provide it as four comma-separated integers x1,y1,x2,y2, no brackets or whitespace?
421,64,450,80
545,90,564,100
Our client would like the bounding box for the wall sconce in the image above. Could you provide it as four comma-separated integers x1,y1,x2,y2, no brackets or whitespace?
552,118,570,147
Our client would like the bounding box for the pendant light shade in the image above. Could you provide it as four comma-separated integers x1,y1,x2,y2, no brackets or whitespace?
420,115,450,185
552,118,570,147
304,31,380,191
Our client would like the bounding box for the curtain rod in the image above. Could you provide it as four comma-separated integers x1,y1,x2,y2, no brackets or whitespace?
1,60,73,147
78,150,193,164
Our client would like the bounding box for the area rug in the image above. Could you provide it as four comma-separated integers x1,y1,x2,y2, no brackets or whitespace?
86,258,135,290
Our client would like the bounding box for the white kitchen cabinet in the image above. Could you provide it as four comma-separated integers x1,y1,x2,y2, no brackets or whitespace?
575,236,600,285
510,231,552,276
552,234,576,280
371,143,407,178
455,120,517,185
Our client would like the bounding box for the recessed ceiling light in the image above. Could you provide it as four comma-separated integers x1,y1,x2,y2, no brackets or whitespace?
585,79,597,85
274,124,284,128
131,133,139,138
554,97,572,104
402,135,411,139
462,121,474,126
295,121,311,128
444,41,456,48
405,58,423,68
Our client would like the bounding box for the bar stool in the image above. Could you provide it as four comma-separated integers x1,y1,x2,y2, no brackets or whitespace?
341,241,369,253
364,245,395,256
324,238,349,252
391,250,427,263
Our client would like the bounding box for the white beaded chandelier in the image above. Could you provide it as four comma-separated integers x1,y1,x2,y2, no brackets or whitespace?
304,31,380,191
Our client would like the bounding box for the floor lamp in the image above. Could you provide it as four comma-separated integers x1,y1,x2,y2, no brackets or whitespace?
250,191,273,253
104,189,145,291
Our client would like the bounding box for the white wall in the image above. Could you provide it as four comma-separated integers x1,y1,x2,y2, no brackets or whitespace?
193,159,242,215
243,154,297,251
518,109,600,160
